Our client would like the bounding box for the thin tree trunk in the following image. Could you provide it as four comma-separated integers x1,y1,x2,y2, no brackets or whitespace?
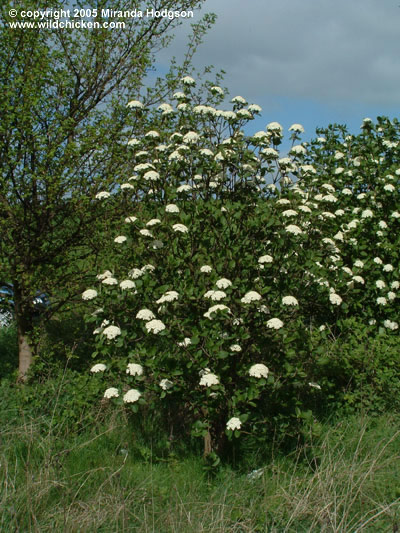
18,325,33,382
204,430,212,457
13,281,35,382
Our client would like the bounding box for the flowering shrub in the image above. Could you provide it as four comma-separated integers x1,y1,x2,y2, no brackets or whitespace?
84,79,400,458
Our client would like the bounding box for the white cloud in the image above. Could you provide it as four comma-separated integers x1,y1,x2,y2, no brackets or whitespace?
159,0,400,106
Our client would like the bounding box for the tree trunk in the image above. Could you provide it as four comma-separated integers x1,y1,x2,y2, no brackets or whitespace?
204,430,212,457
13,281,35,382
18,325,33,382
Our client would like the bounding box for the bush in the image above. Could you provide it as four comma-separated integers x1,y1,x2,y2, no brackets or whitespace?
77,79,399,461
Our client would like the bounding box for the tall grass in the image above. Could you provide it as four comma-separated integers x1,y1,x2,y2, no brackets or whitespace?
0,411,399,532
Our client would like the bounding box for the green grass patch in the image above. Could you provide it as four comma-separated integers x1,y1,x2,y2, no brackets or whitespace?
0,412,399,532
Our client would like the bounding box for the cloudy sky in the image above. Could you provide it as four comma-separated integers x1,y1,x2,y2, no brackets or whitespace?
156,0,400,145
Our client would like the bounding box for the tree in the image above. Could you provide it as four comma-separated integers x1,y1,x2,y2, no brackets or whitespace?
0,0,214,379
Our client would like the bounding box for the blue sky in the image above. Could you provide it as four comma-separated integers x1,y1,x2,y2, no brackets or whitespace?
155,0,400,147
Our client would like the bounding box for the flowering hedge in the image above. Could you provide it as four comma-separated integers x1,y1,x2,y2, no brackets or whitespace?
83,77,399,456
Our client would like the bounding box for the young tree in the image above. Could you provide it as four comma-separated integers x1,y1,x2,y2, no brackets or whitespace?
0,0,214,379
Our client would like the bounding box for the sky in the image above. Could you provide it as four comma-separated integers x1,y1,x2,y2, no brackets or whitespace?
154,0,400,146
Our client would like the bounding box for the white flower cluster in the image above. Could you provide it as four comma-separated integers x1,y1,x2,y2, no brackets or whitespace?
241,291,262,304
249,364,269,379
199,370,219,387
82,289,97,300
126,363,143,376
226,417,241,431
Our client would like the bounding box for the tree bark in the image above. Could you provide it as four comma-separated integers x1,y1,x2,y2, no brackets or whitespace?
13,281,35,382
203,430,212,457
17,325,33,382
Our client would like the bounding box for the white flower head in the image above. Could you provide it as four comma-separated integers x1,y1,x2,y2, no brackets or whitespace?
82,289,98,301
282,296,299,306
384,320,398,330
216,278,232,289
267,122,283,133
123,389,141,403
160,379,173,390
102,325,121,340
289,123,305,133
177,337,191,347
361,209,373,219
145,319,166,334
142,264,155,273
139,229,153,238
210,85,224,95
241,291,262,304
226,417,242,431
129,268,144,279
104,387,119,399
158,102,174,114
285,224,303,235
95,191,110,200
204,290,227,301
290,145,307,156
230,344,242,352
144,171,160,181
248,104,262,113
203,304,230,319
172,223,188,234
90,363,106,373
181,75,195,85
329,293,342,305
249,363,269,379
199,372,219,387
146,218,161,227
127,100,144,109
156,291,179,304
97,270,113,281
145,130,159,138
230,95,247,105
114,235,127,244
121,183,134,190
266,318,284,329
384,184,395,192
126,363,143,376
183,131,199,144
165,204,179,213
177,184,192,193
136,309,155,321
258,255,273,264
282,209,298,217
200,265,212,273
309,382,321,390
120,280,136,290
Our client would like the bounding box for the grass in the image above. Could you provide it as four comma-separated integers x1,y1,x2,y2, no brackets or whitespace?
0,410,399,532
1,324,400,531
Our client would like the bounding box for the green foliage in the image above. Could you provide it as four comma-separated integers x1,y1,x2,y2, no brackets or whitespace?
0,0,214,376
80,79,400,461
0,323,18,379
310,319,400,415
0,367,107,432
